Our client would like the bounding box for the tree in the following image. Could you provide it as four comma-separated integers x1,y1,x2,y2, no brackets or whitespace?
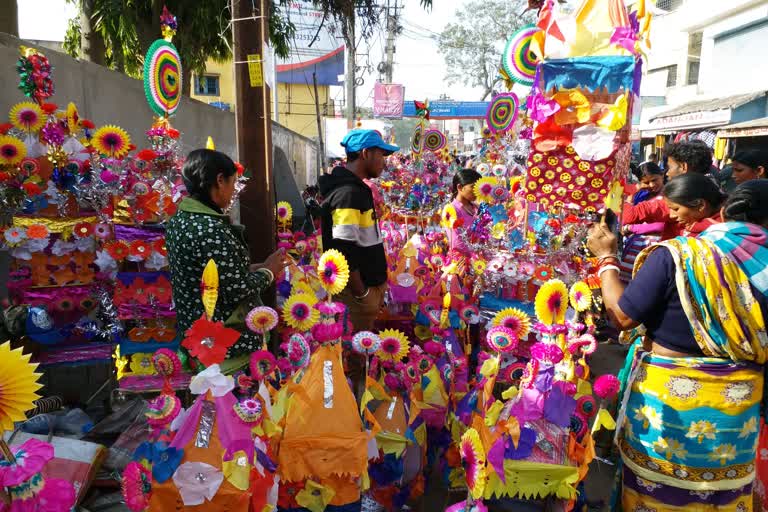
438,0,534,101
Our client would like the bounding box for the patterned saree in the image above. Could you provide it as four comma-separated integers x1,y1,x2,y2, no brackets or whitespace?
617,224,768,511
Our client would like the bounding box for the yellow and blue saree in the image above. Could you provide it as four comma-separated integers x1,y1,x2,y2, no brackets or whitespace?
617,223,768,511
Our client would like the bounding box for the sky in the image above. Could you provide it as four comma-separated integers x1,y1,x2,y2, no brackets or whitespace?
19,0,484,106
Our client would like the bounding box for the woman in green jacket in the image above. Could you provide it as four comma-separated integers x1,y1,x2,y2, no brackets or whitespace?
166,149,286,358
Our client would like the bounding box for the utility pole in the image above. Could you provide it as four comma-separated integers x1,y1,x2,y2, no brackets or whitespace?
383,0,399,83
313,72,325,174
232,0,276,265
345,16,356,128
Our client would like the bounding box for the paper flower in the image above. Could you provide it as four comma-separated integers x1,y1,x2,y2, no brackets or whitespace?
3,227,27,246
351,331,381,355
122,461,152,512
152,348,181,377
486,326,519,353
317,249,350,295
145,394,181,429
569,281,593,312
0,135,26,166
92,125,131,158
189,364,235,396
9,102,44,132
474,177,498,203
0,342,42,431
182,317,240,367
441,203,459,229
460,428,486,500
282,293,319,331
284,333,311,369
128,240,151,260
377,329,410,362
492,307,531,339
534,279,568,325
66,102,79,133
25,224,48,240
105,240,129,261
233,397,264,424
201,259,219,320
250,350,277,381
245,306,279,335
533,265,554,282
172,461,224,506
72,221,93,239
276,201,293,224
530,342,564,365
594,374,620,400
152,238,167,256
148,277,173,303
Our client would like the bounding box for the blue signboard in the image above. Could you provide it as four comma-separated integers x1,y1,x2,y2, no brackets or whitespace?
402,100,490,119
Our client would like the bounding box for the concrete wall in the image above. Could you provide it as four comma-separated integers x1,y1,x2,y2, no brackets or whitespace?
272,121,319,222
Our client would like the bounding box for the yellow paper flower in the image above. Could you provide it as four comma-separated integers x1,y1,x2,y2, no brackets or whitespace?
0,341,43,432
569,281,593,312
0,135,27,166
276,201,293,225
534,279,568,325
459,428,486,500
222,451,252,490
472,258,487,274
130,353,156,375
92,124,131,158
317,249,350,295
282,292,319,331
66,102,80,134
9,101,45,132
492,307,531,339
491,221,506,239
474,176,499,203
377,328,410,362
441,203,459,229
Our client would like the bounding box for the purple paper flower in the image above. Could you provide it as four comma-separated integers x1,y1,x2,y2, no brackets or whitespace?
41,122,65,146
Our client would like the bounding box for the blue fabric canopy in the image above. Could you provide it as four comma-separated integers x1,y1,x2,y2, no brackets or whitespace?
540,56,637,94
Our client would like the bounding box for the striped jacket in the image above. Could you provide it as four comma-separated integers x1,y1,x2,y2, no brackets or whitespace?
319,166,388,288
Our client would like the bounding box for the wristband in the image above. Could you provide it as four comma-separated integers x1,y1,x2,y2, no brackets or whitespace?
597,265,620,279
260,268,274,284
354,288,370,300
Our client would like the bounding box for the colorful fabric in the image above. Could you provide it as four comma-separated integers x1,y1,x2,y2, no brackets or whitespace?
699,222,768,296
619,233,660,283
524,145,616,212
636,235,768,364
618,352,762,494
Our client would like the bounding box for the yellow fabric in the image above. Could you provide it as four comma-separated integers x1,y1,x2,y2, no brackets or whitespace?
591,407,616,434
331,208,376,228
571,0,631,57
484,400,504,427
483,460,579,500
552,90,592,125
596,94,628,131
12,215,98,234
714,137,727,160
222,451,252,490
501,386,519,400
279,344,367,482
295,480,335,512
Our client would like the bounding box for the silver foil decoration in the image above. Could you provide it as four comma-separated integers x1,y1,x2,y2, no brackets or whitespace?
195,400,216,448
386,396,398,420
323,360,334,409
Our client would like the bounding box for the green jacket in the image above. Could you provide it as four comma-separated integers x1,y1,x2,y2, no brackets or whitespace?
166,197,271,356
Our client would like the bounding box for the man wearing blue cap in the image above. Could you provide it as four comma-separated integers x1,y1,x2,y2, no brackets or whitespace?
319,129,399,331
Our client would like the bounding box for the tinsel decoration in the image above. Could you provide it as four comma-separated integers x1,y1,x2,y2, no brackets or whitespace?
17,46,54,105
76,285,123,342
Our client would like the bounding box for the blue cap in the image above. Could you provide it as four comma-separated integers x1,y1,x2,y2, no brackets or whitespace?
340,129,399,155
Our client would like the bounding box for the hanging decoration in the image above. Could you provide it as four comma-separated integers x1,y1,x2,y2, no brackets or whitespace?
501,25,541,87
486,93,520,134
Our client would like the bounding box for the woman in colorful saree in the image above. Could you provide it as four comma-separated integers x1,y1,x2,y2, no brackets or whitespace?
586,180,768,511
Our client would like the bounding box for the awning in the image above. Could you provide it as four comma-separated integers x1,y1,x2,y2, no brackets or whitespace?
716,117,768,138
643,91,767,134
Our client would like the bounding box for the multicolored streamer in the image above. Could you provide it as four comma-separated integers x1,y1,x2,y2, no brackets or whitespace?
501,25,540,87
485,93,519,134
143,39,182,117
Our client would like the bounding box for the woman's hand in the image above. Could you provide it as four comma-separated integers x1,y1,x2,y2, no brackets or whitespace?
587,218,618,258
251,251,290,277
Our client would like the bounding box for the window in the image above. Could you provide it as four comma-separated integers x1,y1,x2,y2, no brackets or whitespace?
195,75,220,96
686,60,700,85
657,0,684,11
664,64,678,87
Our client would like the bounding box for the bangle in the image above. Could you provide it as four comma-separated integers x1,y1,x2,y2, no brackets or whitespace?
598,257,620,268
597,254,619,263
354,288,370,300
260,268,274,284
597,265,620,279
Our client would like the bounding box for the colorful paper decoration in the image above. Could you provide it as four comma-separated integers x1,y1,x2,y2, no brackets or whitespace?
524,145,616,212
143,39,182,117
411,121,424,158
0,342,42,432
486,93,520,134
317,249,350,296
501,25,541,87
201,259,219,320
424,129,447,151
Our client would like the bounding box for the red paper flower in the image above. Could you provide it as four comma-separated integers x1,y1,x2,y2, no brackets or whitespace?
105,240,129,261
22,182,42,196
182,317,241,367
129,240,151,260
152,238,167,257
167,128,180,139
0,123,12,135
80,119,95,129
234,162,245,176
129,278,151,305
73,222,94,238
149,276,172,303
41,103,58,114
137,149,157,161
